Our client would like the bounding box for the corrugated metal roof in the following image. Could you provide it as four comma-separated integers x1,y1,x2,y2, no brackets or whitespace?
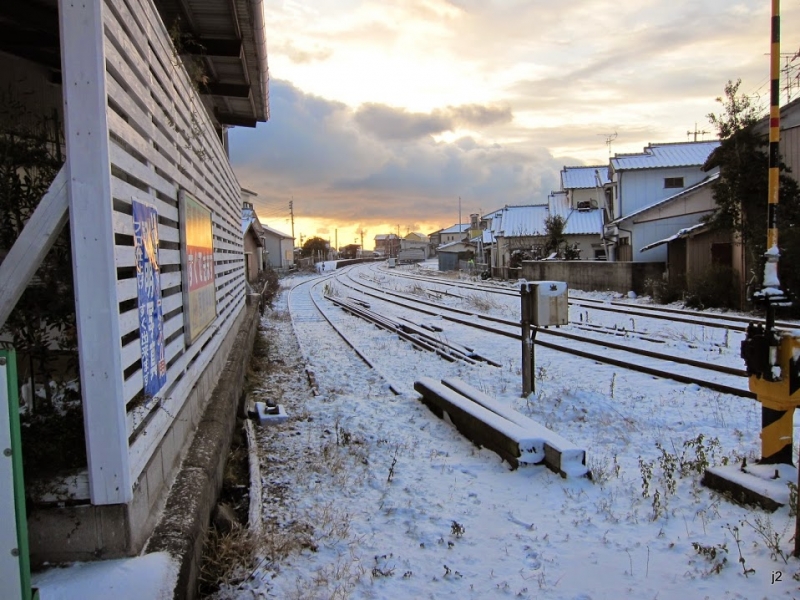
611,141,719,171
491,205,549,237
548,194,604,235
262,224,292,239
561,165,610,189
438,223,471,234
640,222,707,252
611,172,719,224
152,0,269,126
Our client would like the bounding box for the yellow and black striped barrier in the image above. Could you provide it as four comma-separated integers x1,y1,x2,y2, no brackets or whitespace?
748,333,800,463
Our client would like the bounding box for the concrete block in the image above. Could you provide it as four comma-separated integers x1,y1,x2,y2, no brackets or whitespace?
254,402,288,425
28,505,100,566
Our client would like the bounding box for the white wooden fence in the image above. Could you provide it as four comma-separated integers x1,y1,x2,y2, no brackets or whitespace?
61,0,246,500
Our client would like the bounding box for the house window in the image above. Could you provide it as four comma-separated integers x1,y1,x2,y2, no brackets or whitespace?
664,177,684,189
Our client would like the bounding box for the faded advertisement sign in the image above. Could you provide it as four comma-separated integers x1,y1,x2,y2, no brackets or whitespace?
179,190,216,344
132,199,167,398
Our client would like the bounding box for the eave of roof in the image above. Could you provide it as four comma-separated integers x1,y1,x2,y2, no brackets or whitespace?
147,0,270,127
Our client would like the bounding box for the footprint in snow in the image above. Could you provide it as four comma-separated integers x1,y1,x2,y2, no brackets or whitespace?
525,551,541,570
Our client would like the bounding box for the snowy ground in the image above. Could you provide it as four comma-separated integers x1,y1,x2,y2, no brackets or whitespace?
31,263,800,599
219,265,800,599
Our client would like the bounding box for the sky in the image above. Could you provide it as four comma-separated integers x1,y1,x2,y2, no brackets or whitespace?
230,0,800,250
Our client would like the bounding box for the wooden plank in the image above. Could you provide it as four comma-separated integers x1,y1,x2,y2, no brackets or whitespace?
441,377,588,477
0,166,69,330
413,377,543,469
60,0,132,505
109,142,176,203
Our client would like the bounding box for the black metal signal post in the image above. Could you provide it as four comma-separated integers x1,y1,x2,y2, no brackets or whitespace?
734,0,800,556
740,0,799,466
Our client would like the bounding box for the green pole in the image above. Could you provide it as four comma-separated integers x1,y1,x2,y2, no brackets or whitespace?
1,350,37,599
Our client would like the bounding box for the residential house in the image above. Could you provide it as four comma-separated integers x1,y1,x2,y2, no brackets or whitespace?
603,141,720,261
437,240,476,271
374,233,400,257
0,0,269,573
242,195,266,282
561,165,612,219
400,231,431,258
430,223,471,255
754,96,800,185
261,224,295,269
483,195,604,271
242,216,264,282
646,98,800,304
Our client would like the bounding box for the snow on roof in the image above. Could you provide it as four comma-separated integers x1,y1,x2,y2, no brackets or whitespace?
491,205,548,237
438,239,474,251
640,222,708,252
561,165,610,189
548,194,604,235
611,172,719,225
438,223,471,234
611,141,720,171
261,224,293,239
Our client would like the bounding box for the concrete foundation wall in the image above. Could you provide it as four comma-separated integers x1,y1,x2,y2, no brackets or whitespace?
520,261,665,295
145,298,261,600
27,300,257,567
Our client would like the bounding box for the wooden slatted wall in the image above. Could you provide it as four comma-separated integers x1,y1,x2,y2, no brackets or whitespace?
102,0,245,481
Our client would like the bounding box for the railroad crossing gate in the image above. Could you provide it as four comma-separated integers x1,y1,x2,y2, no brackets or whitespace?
1,350,37,600
745,331,800,464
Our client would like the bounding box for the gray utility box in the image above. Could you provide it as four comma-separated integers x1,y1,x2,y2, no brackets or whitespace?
526,281,568,327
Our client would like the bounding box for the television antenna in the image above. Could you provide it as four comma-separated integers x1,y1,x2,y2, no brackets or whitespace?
598,132,617,157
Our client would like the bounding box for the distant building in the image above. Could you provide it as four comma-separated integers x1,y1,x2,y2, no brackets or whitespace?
374,233,400,257
400,231,431,258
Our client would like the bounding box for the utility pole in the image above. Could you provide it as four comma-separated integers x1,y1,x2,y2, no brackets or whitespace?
289,197,296,265
458,196,462,232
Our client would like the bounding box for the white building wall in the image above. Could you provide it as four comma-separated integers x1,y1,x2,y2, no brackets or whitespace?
619,167,709,217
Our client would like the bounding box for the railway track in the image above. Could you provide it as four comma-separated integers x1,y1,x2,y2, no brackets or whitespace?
288,276,402,395
322,264,755,399
371,262,799,334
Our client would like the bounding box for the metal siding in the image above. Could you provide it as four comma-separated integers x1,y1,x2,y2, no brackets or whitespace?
633,214,708,262
621,167,711,216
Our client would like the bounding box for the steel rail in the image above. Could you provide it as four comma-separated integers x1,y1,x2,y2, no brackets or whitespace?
288,276,401,395
371,262,799,332
331,266,754,398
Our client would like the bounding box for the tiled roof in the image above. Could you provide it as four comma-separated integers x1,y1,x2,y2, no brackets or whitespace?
611,141,720,171
561,165,610,189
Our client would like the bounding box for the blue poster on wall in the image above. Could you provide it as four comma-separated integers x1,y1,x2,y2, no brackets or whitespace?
132,199,167,400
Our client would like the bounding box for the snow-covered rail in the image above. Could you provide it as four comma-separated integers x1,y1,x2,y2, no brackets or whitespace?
324,264,755,399
288,277,401,395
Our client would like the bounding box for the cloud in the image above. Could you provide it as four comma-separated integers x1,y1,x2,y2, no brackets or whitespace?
353,102,512,140
230,80,562,232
